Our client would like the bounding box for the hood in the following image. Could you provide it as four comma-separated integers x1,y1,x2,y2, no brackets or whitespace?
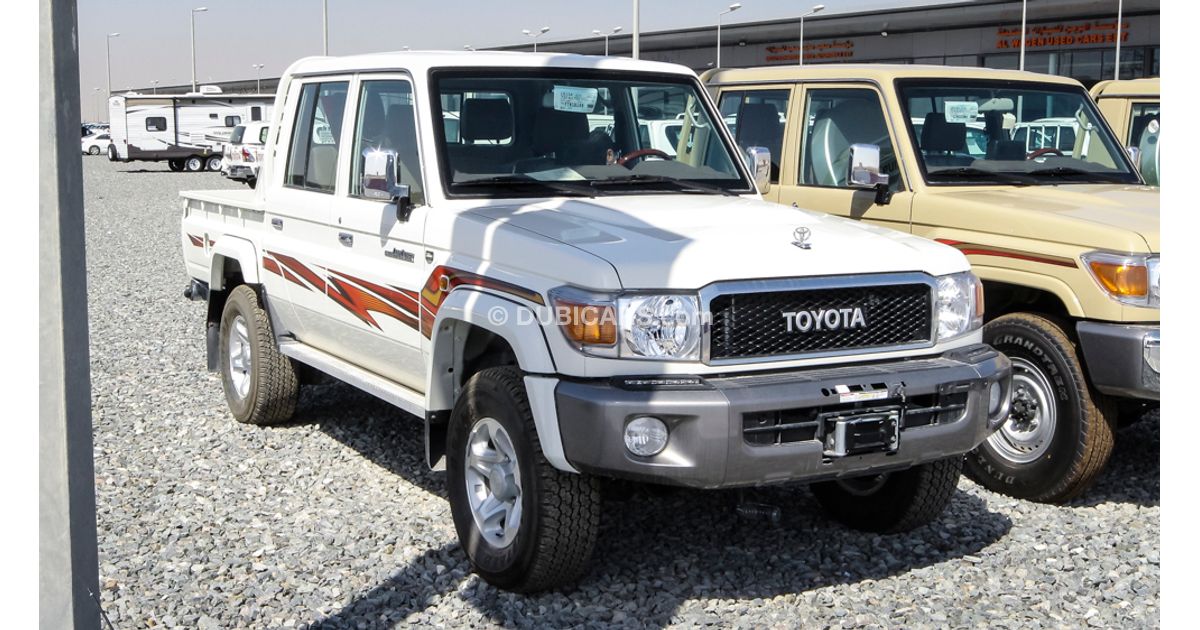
930,184,1159,251
467,195,967,289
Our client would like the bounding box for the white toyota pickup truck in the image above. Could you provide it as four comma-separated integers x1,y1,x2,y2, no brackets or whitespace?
179,51,1011,592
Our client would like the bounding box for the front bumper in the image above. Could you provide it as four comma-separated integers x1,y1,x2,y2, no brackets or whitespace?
1077,321,1160,400
551,344,1011,489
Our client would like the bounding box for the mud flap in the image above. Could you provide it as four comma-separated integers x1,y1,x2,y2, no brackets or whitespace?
426,409,449,471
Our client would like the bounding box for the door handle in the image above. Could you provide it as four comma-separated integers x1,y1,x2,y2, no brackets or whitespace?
271,217,283,229
338,232,353,246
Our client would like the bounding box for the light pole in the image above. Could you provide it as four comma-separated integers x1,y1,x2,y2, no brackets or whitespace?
251,63,265,92
150,80,159,95
632,0,640,59
322,0,329,55
522,26,550,52
92,87,101,123
190,7,208,92
716,4,741,69
798,4,825,66
1019,0,1028,70
593,26,623,56
1114,0,1123,79
105,32,119,95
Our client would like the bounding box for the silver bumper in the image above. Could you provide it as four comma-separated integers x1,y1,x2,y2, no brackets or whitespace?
1077,321,1160,400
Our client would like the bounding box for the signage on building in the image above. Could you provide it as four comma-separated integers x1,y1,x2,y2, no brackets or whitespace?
766,39,854,63
996,19,1130,50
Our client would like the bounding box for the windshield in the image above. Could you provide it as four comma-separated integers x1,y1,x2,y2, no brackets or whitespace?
432,70,752,196
897,79,1140,185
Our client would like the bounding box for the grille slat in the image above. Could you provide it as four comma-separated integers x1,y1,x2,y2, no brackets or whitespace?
709,283,932,360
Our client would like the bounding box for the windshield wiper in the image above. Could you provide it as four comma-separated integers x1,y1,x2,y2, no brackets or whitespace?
453,175,603,197
926,167,1037,186
1026,166,1132,183
587,174,739,197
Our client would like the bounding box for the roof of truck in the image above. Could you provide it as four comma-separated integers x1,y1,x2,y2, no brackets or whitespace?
283,50,697,79
703,64,1083,88
1089,77,1160,99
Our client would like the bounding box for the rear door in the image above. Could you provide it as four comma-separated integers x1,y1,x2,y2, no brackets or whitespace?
773,83,913,233
326,74,429,391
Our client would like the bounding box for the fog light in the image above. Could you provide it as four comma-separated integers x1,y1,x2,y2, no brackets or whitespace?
624,416,669,457
988,380,1004,416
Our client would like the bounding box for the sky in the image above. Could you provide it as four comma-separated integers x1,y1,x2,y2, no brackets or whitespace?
77,0,953,115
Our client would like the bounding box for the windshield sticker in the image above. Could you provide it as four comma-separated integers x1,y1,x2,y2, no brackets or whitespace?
553,86,599,113
944,101,979,123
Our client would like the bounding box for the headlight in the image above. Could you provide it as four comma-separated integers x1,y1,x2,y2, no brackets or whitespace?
549,288,702,361
936,271,983,341
1082,251,1159,308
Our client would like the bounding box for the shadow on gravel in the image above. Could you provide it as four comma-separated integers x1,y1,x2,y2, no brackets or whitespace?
296,383,1015,629
1067,410,1160,509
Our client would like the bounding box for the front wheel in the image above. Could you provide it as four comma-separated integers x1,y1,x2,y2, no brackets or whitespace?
964,313,1116,503
446,367,601,593
812,457,962,533
218,285,299,425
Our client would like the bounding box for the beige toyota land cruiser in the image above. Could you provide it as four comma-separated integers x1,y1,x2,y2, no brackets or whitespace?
705,64,1159,504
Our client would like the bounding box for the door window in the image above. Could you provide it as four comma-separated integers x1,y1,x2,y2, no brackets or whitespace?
285,81,349,193
799,88,901,190
350,79,425,206
717,89,789,182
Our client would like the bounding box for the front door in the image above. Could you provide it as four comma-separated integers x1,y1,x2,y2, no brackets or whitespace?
772,84,913,233
715,87,792,204
326,75,430,391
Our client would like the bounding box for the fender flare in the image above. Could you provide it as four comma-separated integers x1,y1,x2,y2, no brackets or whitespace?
209,236,260,289
975,266,1085,318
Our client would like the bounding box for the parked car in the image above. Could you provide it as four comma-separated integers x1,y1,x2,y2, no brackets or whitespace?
706,64,1159,504
82,132,112,155
179,52,1011,592
1091,78,1160,185
221,122,271,187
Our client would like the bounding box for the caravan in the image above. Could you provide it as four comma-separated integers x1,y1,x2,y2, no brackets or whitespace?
108,86,273,172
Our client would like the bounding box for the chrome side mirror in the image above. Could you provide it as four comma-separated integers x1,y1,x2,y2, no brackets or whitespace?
744,146,771,193
362,149,413,219
1126,145,1142,167
847,143,890,189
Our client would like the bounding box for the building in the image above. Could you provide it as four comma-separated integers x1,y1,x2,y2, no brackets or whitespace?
132,0,1158,96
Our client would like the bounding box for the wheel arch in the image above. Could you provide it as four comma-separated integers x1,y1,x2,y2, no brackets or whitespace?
205,237,262,370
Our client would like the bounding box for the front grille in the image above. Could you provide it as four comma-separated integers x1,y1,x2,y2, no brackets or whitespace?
742,392,968,446
708,283,932,360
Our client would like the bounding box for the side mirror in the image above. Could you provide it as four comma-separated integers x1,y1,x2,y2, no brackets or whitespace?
362,149,413,219
744,146,771,193
1126,145,1142,167
847,143,893,205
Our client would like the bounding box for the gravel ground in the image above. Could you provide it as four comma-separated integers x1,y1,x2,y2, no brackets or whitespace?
84,157,1159,629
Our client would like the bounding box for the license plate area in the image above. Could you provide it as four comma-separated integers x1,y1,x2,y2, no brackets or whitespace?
820,407,901,457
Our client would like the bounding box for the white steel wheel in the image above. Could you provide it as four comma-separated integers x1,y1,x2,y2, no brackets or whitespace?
206,156,223,171
985,356,1057,465
464,417,524,548
185,156,204,171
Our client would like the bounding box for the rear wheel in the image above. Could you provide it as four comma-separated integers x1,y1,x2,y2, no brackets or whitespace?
185,156,205,172
965,313,1116,503
218,285,299,425
206,156,223,171
107,145,119,161
87,145,100,155
446,367,601,593
812,457,962,533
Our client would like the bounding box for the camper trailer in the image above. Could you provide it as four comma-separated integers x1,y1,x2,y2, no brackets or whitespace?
108,86,273,172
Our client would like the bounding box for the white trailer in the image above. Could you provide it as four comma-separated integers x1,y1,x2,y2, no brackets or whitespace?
108,87,273,172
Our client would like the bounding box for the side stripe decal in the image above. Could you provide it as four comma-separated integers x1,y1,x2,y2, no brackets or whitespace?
936,239,1078,269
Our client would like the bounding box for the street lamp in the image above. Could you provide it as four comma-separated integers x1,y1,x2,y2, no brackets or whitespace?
522,26,551,52
251,64,265,92
190,7,208,93
1114,0,1124,79
592,26,623,56
150,80,159,95
797,4,825,66
716,4,741,69
105,33,119,95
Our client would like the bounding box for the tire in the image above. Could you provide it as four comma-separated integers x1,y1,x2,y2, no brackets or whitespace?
88,145,100,155
168,159,185,172
108,145,119,161
246,178,257,190
446,366,601,593
218,285,299,426
206,156,223,171
964,313,1117,503
812,457,963,533
185,156,205,172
